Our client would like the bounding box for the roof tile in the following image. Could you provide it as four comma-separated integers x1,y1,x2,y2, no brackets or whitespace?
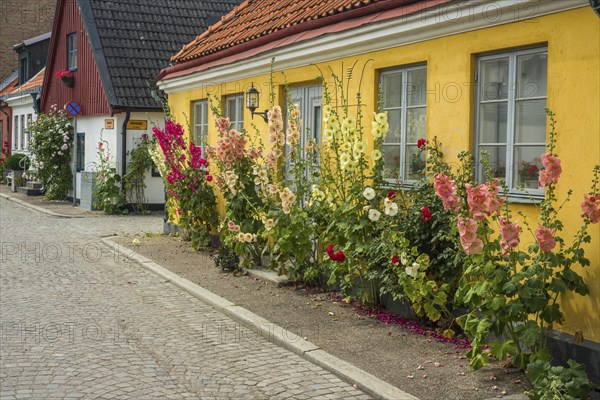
171,0,413,64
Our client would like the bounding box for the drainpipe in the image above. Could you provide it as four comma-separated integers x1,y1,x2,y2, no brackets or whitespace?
121,110,130,194
72,117,77,205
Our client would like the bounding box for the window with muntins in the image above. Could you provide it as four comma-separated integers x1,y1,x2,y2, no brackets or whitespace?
67,33,77,71
380,65,427,183
19,57,28,84
192,100,208,148
476,47,548,196
225,94,244,132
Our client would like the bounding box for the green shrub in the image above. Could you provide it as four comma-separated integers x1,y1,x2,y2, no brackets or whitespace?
5,154,27,171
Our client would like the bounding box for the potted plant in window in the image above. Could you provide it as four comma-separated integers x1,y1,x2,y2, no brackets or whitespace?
56,68,74,87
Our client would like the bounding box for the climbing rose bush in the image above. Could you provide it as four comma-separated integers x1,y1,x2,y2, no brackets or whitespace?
28,105,73,200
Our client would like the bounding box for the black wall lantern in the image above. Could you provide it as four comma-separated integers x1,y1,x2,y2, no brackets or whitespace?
246,83,268,122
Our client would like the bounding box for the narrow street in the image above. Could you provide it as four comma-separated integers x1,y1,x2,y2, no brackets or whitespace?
0,199,369,399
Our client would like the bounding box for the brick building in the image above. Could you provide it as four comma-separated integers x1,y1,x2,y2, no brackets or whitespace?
0,0,56,82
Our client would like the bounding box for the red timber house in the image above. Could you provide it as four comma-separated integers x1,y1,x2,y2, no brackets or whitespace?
40,0,242,209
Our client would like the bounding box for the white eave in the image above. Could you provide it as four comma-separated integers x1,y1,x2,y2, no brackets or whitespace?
158,0,588,94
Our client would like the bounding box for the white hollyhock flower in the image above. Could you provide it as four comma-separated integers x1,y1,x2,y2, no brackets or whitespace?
363,187,375,200
385,201,398,216
405,263,419,278
368,209,381,222
371,150,382,161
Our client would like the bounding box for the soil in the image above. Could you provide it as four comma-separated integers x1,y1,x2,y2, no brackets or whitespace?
113,234,533,400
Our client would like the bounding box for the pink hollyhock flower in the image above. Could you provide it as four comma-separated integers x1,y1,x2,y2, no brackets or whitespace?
538,153,562,187
417,138,427,149
581,193,600,224
465,183,488,220
458,216,483,255
217,117,231,133
421,206,432,222
535,225,556,252
498,216,520,255
434,172,461,212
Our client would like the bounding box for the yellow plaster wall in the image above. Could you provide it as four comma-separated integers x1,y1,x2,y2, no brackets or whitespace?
167,7,600,341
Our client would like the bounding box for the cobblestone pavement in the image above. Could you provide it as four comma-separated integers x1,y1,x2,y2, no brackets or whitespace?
0,199,370,399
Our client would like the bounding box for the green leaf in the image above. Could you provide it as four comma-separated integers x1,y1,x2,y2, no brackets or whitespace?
489,340,516,361
469,352,489,370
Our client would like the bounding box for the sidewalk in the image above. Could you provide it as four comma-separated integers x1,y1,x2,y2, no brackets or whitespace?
0,184,97,218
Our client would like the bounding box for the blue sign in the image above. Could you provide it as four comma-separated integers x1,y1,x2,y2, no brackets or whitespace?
66,101,81,116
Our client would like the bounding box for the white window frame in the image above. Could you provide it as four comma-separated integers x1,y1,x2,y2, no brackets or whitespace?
380,64,427,184
225,94,244,132
67,32,77,71
192,99,208,148
475,46,547,199
12,116,18,151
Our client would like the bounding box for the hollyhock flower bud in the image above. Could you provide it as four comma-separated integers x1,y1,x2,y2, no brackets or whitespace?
535,225,556,252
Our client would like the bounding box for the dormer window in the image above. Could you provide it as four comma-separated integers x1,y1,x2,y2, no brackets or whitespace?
19,56,28,84
67,32,77,70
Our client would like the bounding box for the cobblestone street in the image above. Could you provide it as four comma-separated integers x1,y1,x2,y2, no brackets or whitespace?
0,199,370,399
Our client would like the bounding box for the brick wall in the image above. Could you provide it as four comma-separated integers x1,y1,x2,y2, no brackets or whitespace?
0,0,56,82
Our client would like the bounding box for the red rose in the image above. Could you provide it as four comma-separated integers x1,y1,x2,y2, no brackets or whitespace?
327,244,334,255
391,255,399,264
334,251,345,262
421,206,432,222
417,138,427,149
206,175,213,182
387,191,396,199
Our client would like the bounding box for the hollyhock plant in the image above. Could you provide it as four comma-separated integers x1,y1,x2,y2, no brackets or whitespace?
451,110,597,382
433,172,461,211
152,119,217,249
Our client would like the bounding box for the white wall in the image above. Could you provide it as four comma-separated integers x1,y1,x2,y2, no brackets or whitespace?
6,95,36,154
74,112,165,205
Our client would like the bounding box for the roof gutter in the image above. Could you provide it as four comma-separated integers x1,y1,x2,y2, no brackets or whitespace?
156,0,421,81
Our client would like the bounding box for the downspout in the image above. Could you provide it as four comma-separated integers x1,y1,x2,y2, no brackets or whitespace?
121,109,130,195
72,117,77,205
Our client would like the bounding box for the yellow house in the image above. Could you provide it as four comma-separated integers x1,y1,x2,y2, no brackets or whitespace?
157,0,600,378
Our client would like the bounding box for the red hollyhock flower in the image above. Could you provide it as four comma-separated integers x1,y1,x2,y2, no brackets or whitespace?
421,206,432,222
327,244,334,255
417,138,427,149
391,255,400,264
387,191,396,199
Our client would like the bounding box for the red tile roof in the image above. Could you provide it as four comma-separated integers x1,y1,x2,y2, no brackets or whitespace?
0,76,19,97
10,68,46,95
172,0,423,64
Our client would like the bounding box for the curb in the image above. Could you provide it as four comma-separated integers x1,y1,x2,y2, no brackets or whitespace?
102,236,420,400
0,193,85,218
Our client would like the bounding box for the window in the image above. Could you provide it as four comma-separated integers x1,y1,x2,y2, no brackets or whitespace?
24,114,32,149
381,65,427,183
192,100,208,147
76,132,85,172
225,94,244,131
476,47,547,194
13,116,18,150
19,57,28,84
67,33,77,70
19,115,25,150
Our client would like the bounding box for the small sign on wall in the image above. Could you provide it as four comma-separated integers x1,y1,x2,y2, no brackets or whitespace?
126,120,148,130
104,119,114,129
